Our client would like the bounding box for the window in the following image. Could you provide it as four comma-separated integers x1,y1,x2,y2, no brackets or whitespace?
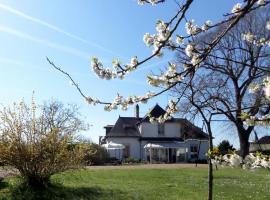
123,145,130,158
190,144,198,159
158,124,165,135
190,145,198,153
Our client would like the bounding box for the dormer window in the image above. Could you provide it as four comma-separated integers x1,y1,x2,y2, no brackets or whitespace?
158,124,165,135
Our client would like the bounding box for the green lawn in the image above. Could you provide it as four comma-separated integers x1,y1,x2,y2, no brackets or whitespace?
0,167,269,200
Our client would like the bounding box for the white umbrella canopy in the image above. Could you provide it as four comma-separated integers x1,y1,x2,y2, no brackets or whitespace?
102,142,125,150
144,142,184,149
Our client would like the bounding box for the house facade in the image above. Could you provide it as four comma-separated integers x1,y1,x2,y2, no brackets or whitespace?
249,136,270,152
100,104,209,163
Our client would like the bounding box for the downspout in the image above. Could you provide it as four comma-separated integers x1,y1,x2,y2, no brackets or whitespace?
195,139,202,167
139,138,142,161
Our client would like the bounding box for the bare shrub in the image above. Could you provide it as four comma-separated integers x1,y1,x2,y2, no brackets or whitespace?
0,100,87,188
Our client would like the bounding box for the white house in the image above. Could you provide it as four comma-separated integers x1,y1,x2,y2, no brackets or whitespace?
100,104,209,163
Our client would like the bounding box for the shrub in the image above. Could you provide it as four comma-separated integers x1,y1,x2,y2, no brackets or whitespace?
124,157,140,164
81,142,110,165
0,100,87,188
218,140,235,155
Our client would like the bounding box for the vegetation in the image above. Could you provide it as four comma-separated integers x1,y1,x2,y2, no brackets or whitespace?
0,167,269,200
124,157,141,164
175,6,270,158
0,100,87,188
217,140,235,155
81,142,110,165
47,2,270,199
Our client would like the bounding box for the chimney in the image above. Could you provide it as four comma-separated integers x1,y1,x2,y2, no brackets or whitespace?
135,104,139,118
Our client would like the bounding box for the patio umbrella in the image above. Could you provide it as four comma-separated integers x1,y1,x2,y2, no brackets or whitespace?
102,142,125,160
102,142,125,150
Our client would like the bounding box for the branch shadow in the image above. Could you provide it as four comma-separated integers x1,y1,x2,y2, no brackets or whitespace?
9,183,129,200
0,178,9,190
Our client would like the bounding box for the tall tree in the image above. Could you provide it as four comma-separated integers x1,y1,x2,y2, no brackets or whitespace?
175,6,270,158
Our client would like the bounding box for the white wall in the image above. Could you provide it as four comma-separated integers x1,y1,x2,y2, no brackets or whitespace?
140,122,182,138
185,139,209,160
165,123,181,137
105,138,209,162
106,137,141,160
250,143,270,152
140,140,149,160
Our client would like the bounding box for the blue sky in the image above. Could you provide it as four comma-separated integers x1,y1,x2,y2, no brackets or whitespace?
0,0,250,146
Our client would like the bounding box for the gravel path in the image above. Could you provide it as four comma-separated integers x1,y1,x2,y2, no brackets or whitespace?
86,163,208,170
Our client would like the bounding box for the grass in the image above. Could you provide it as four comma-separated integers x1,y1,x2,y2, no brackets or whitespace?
0,167,269,200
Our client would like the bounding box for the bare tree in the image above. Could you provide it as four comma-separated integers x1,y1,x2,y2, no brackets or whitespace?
175,7,270,158
172,73,216,200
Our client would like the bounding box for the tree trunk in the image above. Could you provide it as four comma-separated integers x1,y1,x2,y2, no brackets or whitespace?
236,124,252,158
207,122,214,200
25,175,50,189
208,159,213,200
239,134,250,158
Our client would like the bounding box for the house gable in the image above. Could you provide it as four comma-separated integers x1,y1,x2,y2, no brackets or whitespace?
106,117,141,137
104,104,208,140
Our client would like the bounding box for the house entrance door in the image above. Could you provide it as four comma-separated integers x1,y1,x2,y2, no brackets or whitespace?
168,148,176,163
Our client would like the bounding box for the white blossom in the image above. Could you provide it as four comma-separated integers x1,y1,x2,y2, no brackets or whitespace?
156,20,167,33
242,32,255,43
137,0,146,5
223,154,242,167
176,35,184,45
146,91,156,98
121,104,128,111
91,57,118,80
185,44,194,58
231,3,241,14
143,33,154,46
202,20,212,31
130,56,138,67
266,21,270,30
149,117,156,124
191,54,201,67
264,76,270,100
257,0,266,6
248,84,260,93
85,96,94,104
185,20,201,35
138,0,157,6
243,115,256,126
112,58,121,68
157,29,170,42
261,157,270,168
150,0,158,5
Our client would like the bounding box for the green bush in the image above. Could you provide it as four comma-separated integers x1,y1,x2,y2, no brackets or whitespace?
124,157,140,164
81,142,110,165
217,140,235,155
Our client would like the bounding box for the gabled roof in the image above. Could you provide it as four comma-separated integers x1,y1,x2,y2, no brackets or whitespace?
257,136,270,144
178,119,209,140
140,104,174,123
105,104,208,140
106,117,142,137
